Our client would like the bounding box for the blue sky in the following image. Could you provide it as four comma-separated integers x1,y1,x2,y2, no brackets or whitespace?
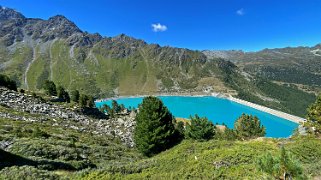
1,0,321,51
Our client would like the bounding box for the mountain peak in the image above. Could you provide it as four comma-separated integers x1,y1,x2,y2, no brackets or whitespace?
47,15,80,30
48,15,71,22
112,33,147,46
0,6,25,21
44,14,82,38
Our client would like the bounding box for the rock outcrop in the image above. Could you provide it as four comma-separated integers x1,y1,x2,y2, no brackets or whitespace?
0,87,136,147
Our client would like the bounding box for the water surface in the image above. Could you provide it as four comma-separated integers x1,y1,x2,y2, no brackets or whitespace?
96,96,298,138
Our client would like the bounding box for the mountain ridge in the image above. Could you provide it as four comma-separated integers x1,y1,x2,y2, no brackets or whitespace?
0,6,317,117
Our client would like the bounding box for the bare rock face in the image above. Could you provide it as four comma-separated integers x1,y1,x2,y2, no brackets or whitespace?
0,6,25,21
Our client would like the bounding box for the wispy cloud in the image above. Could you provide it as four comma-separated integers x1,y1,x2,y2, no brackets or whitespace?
236,8,245,16
151,23,167,32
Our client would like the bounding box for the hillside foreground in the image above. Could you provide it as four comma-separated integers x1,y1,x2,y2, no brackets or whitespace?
0,87,321,179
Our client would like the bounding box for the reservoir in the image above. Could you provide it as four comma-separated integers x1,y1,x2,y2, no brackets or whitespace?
96,96,299,138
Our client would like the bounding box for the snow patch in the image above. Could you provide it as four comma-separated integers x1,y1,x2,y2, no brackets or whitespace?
311,49,321,56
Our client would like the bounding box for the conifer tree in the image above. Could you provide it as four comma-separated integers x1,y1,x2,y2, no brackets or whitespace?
185,115,215,141
234,113,266,139
134,96,179,157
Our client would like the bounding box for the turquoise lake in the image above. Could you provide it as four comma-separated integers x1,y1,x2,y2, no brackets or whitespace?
96,96,299,138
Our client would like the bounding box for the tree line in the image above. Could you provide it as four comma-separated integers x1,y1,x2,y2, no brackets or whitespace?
134,96,266,157
43,80,94,108
98,100,126,118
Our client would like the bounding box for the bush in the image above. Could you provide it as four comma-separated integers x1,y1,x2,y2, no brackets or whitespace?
185,115,215,141
257,147,305,179
32,127,50,138
214,126,237,140
134,96,180,157
0,166,59,180
234,113,266,139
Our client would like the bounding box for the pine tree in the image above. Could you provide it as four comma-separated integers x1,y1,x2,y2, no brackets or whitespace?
185,115,215,141
0,74,17,91
56,86,70,103
79,94,89,108
134,96,179,157
43,80,57,96
87,95,95,108
234,113,266,139
57,86,64,99
71,90,80,103
64,91,70,103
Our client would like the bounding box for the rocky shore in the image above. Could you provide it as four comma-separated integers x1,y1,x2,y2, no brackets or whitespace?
0,87,136,147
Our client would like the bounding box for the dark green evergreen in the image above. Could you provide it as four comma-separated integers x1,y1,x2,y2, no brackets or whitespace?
234,113,266,139
57,86,70,103
43,80,57,96
185,115,215,141
112,100,121,113
0,74,17,91
79,94,89,108
176,121,185,136
71,90,80,103
57,86,65,99
79,94,95,108
87,95,95,108
134,96,179,157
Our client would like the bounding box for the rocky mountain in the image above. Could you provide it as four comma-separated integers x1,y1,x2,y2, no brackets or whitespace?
0,6,316,116
1,6,222,98
203,45,321,91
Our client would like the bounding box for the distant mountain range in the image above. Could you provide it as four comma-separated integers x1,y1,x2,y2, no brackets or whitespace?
203,45,321,89
0,6,318,116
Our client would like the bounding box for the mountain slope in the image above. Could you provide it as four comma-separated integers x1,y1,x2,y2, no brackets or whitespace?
203,46,321,93
0,6,233,97
0,6,316,116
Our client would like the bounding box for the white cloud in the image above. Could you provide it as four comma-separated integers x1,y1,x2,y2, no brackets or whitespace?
236,8,245,16
151,23,167,32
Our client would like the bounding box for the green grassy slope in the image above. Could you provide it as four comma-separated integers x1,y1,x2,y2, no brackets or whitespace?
71,138,321,179
0,40,233,98
0,38,317,117
1,92,321,179
2,112,321,179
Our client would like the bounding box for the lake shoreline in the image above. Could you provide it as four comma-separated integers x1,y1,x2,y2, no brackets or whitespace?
226,96,306,124
96,93,306,124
